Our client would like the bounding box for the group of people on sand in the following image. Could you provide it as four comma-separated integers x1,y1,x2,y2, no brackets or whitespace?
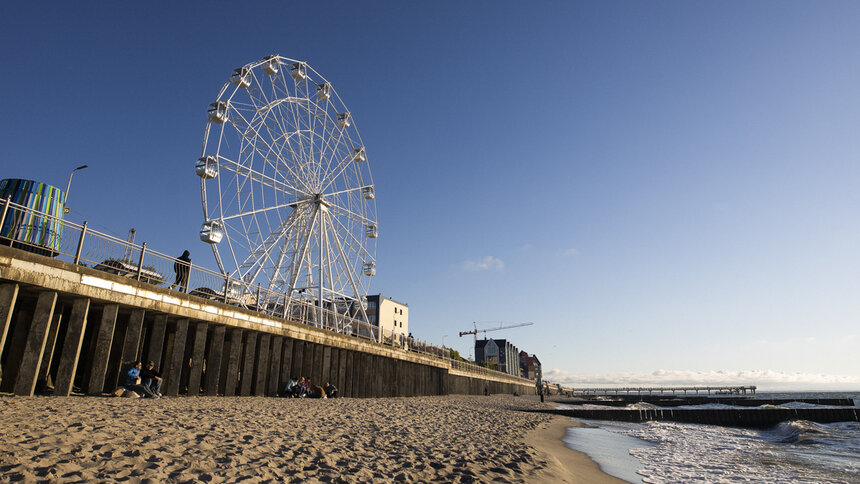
283,376,337,399
123,361,164,399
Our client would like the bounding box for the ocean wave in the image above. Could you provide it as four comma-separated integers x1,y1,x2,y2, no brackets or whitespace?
766,420,831,444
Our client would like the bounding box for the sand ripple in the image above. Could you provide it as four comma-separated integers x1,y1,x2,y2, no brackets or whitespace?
0,395,559,483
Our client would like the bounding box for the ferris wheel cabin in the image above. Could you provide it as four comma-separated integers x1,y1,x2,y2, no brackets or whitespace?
337,112,352,128
362,186,375,199
262,55,280,75
289,62,308,80
208,102,228,124
195,156,218,179
365,224,378,239
230,67,252,88
352,147,366,163
363,262,376,277
316,83,332,100
199,221,224,244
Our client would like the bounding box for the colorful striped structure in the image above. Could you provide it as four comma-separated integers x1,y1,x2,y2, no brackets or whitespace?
0,178,65,255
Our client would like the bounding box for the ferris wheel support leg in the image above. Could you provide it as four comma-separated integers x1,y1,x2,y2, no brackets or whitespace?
317,208,324,329
326,214,375,342
284,207,318,321
321,212,342,333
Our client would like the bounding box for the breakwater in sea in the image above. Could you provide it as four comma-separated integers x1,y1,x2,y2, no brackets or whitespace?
542,406,859,427
559,396,855,407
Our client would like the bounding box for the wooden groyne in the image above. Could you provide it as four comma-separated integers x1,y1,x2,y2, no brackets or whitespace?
537,407,860,428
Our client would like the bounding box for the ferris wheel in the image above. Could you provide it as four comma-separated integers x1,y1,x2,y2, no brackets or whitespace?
197,55,377,329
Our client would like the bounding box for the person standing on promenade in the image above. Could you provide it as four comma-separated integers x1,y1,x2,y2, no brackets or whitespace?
140,361,163,397
125,361,158,398
170,250,191,292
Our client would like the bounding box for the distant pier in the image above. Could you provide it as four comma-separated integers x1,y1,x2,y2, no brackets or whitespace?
571,386,757,396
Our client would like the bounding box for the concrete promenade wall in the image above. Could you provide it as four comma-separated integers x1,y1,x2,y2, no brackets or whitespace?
0,246,534,398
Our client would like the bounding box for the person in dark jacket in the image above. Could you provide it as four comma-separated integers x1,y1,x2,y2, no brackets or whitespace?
125,361,158,398
140,361,163,396
324,381,338,398
170,250,191,291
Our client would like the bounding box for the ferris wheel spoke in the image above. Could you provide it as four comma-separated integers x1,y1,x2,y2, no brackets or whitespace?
316,108,343,189
327,201,375,226
217,156,309,199
319,153,359,195
326,214,372,330
284,82,312,178
329,213,375,262
241,231,290,292
322,185,371,198
308,97,333,190
285,206,318,306
318,106,353,183
229,106,312,193
235,207,302,273
250,92,311,187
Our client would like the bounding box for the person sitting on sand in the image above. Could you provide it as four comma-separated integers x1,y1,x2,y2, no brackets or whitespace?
324,381,338,398
284,376,298,397
294,377,308,398
125,361,158,398
140,361,163,397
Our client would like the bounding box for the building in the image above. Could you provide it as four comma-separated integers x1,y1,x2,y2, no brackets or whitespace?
364,294,408,342
474,338,520,376
519,351,542,380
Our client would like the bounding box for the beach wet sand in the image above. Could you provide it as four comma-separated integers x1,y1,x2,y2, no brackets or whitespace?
0,394,623,483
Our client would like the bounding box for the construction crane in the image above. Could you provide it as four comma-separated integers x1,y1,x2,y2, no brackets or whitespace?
459,321,534,346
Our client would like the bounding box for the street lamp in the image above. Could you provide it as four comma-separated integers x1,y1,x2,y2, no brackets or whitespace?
64,164,89,214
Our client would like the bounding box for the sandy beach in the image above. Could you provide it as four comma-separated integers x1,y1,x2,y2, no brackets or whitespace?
0,394,623,483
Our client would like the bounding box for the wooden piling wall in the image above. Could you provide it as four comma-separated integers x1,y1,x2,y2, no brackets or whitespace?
0,246,533,398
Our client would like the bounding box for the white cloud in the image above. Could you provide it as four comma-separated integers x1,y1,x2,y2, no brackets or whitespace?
518,243,534,252
560,247,580,257
542,368,860,391
462,256,504,272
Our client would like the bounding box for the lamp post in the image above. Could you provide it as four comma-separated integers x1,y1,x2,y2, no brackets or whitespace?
64,164,88,214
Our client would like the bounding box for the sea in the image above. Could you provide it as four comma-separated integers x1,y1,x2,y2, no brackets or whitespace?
558,392,860,483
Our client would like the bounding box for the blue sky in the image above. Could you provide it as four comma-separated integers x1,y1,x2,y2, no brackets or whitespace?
1,2,858,390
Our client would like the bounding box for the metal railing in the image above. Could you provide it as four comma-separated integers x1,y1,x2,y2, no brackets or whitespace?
0,196,533,383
